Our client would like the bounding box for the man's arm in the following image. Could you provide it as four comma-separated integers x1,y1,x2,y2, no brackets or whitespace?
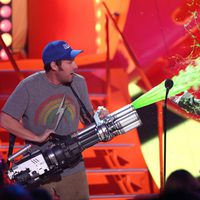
0,112,53,143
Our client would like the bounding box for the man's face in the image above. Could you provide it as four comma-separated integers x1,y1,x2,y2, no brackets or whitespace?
56,59,78,84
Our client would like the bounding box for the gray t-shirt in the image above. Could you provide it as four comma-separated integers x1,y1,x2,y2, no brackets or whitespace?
2,71,93,176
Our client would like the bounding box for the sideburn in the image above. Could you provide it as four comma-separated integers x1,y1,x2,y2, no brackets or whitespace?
55,60,64,71
58,65,64,71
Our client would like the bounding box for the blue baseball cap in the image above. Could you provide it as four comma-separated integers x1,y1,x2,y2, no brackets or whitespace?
42,40,83,65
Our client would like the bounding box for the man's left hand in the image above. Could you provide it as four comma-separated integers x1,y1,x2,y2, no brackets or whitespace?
97,106,109,119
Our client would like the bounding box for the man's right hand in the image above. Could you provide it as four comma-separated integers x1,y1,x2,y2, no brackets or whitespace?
37,129,55,143
0,112,56,143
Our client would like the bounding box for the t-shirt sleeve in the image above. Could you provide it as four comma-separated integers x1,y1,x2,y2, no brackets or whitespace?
1,81,29,121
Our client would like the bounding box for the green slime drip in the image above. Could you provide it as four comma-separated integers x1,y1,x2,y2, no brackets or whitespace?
131,58,200,109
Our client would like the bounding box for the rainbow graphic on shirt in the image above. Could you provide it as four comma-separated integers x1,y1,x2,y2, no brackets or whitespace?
34,94,78,128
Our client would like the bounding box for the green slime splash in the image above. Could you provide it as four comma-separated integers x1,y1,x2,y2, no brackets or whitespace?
131,58,200,109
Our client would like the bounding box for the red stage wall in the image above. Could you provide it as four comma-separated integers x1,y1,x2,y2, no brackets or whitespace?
28,0,97,58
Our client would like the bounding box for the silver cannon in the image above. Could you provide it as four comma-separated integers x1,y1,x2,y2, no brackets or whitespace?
7,104,142,187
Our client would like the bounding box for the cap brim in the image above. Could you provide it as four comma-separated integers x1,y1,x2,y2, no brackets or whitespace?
70,50,83,59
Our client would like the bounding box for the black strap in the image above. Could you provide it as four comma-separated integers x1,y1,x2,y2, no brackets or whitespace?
69,84,95,125
7,133,16,167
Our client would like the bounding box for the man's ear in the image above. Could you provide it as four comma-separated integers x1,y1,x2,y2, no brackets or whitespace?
50,61,58,71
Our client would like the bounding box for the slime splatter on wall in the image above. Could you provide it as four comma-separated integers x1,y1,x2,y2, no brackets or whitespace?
131,58,200,109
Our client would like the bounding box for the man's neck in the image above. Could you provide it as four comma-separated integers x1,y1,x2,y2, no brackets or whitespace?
45,72,60,85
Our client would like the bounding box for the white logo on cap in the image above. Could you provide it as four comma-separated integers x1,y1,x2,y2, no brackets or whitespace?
63,44,70,49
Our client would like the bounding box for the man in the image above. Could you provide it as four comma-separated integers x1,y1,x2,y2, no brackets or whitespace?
0,40,107,200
